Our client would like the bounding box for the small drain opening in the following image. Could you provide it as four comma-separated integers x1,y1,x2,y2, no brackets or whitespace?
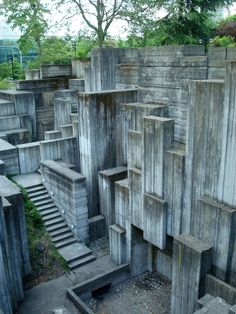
92,284,111,299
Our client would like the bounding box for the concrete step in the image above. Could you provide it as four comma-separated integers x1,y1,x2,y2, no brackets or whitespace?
58,243,92,264
44,217,65,227
42,212,61,222
40,207,59,217
30,193,52,202
52,232,74,243
69,255,96,270
33,198,54,207
55,238,77,249
30,194,51,202
46,222,68,233
48,226,71,238
28,189,48,198
26,185,44,193
37,203,56,212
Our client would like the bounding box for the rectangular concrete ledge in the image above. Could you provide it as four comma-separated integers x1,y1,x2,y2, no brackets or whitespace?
99,166,127,177
67,264,130,314
175,234,213,253
199,197,236,214
0,175,20,197
79,88,138,95
41,160,85,183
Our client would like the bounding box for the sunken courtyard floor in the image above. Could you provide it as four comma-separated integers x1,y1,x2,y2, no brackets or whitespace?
85,271,171,314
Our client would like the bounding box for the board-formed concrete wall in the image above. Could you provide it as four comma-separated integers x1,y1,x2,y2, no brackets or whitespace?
41,160,89,243
0,177,31,314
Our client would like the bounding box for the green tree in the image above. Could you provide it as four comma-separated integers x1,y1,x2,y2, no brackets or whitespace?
28,37,75,67
0,0,48,55
124,0,234,46
57,0,126,47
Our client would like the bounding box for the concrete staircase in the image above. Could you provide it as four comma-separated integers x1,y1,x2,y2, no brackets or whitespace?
25,183,96,270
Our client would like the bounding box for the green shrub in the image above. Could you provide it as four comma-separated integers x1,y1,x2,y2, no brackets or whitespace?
210,35,236,47
0,79,10,89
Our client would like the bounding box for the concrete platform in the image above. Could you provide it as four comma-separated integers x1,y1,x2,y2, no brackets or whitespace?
13,173,42,188
17,255,118,314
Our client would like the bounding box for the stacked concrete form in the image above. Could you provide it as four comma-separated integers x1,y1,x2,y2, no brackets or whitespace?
1,45,236,313
0,176,30,314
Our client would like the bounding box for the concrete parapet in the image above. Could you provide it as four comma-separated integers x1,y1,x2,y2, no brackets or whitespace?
41,160,89,242
88,215,105,241
0,139,19,175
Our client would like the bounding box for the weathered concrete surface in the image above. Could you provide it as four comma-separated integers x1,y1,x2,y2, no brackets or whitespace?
17,255,118,314
109,224,126,265
78,89,137,217
54,98,72,130
41,160,89,243
171,234,213,314
98,166,127,235
0,176,31,314
40,64,72,79
17,141,40,174
40,137,79,171
0,139,19,175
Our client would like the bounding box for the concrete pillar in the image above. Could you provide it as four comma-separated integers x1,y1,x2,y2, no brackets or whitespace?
127,130,142,170
109,224,126,265
54,98,72,130
218,61,236,206
129,168,143,230
114,179,131,263
143,193,167,250
171,234,213,314
98,166,127,235
0,197,12,314
143,116,174,199
130,225,149,276
78,89,137,217
184,80,225,235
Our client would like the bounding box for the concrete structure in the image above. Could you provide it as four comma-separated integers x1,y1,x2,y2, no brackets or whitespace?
0,176,30,314
1,45,236,313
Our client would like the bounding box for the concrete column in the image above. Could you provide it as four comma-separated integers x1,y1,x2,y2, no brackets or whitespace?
143,193,167,250
143,116,174,199
109,224,126,265
54,98,72,130
98,166,127,235
218,61,236,206
78,89,137,217
0,197,12,314
171,234,213,314
129,168,143,230
184,80,225,235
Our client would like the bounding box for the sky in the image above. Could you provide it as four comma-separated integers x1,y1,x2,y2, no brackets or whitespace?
0,2,236,40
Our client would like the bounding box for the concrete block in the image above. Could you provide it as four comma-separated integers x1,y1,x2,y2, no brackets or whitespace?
171,234,213,314
143,193,167,250
44,130,62,140
129,168,143,230
109,224,126,265
143,116,174,199
98,166,127,235
54,98,72,130
88,215,105,241
17,141,40,174
0,139,19,175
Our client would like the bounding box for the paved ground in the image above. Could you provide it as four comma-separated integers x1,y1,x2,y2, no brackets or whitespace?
13,173,42,188
17,255,117,314
86,271,171,314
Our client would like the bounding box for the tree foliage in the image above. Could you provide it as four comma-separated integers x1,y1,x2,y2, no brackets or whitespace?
57,0,126,47
0,0,48,54
215,14,236,41
125,0,234,45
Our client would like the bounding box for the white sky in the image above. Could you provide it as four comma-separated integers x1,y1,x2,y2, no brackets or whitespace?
0,2,236,40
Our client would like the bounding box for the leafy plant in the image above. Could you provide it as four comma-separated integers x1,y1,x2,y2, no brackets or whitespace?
0,79,10,89
211,35,236,47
